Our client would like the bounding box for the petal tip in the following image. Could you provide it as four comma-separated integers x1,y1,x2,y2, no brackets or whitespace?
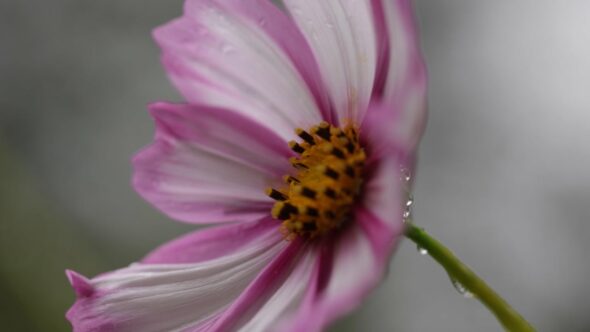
66,269,94,298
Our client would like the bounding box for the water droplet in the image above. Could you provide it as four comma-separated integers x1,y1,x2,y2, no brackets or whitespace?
417,245,428,255
402,210,411,219
258,18,266,27
406,195,414,207
450,278,474,298
400,168,411,182
325,21,334,29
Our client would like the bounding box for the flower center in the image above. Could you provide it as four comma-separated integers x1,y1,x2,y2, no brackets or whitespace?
266,121,366,238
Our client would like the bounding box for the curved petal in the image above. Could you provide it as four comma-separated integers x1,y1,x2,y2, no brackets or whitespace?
361,154,406,228
283,0,378,124
363,0,428,154
142,217,280,264
66,219,289,332
278,213,402,332
133,102,292,224
154,0,329,140
362,94,426,163
207,239,315,332
369,0,391,95
381,0,427,101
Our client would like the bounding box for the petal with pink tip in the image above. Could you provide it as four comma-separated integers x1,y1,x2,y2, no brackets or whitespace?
283,0,378,124
362,94,426,163
66,219,292,332
364,0,427,153
381,0,427,101
155,0,329,141
133,103,292,224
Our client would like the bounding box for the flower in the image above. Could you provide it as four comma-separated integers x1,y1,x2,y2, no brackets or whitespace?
66,0,427,331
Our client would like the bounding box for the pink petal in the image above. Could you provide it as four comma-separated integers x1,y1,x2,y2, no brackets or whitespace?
363,0,428,154
381,0,427,101
206,238,315,331
133,102,292,224
361,153,406,228
362,88,427,161
280,211,402,332
369,0,392,95
154,0,329,141
234,248,316,331
283,0,378,124
66,219,290,332
142,217,280,264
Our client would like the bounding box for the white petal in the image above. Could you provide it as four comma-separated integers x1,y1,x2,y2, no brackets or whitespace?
283,0,378,124
155,0,327,140
72,230,286,332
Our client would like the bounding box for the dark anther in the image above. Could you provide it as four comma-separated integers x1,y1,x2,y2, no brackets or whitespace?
285,175,300,184
296,129,316,145
278,203,298,220
267,188,287,201
345,166,355,178
324,166,340,180
331,147,346,159
324,188,337,199
346,142,355,153
303,222,317,231
294,163,308,170
290,158,309,169
325,211,336,219
306,207,319,216
315,126,331,140
301,187,317,199
289,141,305,154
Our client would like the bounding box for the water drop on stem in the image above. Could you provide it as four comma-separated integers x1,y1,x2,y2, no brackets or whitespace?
450,277,475,298
417,245,428,255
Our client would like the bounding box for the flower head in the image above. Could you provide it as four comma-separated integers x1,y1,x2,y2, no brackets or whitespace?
66,0,427,331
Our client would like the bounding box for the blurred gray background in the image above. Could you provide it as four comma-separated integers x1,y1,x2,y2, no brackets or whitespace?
1,1,589,331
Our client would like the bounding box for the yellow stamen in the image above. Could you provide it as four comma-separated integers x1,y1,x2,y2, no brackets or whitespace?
267,122,366,238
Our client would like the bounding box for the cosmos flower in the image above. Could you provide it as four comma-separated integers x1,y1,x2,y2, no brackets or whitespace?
66,0,427,331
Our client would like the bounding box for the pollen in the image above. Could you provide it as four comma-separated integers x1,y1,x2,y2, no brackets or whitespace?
266,121,366,238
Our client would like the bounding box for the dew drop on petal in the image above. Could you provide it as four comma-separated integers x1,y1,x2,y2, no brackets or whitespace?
406,195,414,207
402,209,411,220
400,167,411,183
402,195,413,223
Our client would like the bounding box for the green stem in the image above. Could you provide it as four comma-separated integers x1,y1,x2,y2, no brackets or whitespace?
405,223,535,332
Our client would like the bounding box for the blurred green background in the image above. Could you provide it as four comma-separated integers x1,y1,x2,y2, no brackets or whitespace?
2,1,590,331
